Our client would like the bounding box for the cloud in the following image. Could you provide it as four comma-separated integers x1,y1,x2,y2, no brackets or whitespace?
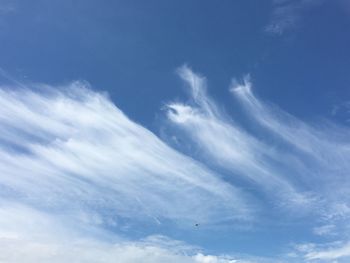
229,73,350,261
265,0,325,35
230,74,350,219
0,203,248,263
313,224,336,236
0,238,250,263
166,66,312,211
0,81,257,262
2,67,350,262
0,82,251,227
165,66,350,262
331,101,350,123
0,0,16,14
293,241,350,261
305,243,350,261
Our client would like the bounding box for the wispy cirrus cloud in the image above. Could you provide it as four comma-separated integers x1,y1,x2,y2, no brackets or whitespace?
265,0,325,35
291,241,350,262
2,66,350,262
312,224,336,236
230,75,350,220
166,66,312,211
0,83,250,226
0,81,255,262
0,0,16,14
230,72,350,262
166,66,350,261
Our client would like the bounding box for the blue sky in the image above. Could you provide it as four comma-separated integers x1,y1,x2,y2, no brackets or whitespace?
1,0,350,262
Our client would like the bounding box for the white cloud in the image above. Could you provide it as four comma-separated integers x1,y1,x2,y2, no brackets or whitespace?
0,82,257,262
228,73,350,261
305,243,350,261
230,75,350,219
165,67,350,263
0,239,250,263
313,224,336,236
230,75,335,157
265,0,325,35
0,203,246,263
0,83,250,227
0,236,238,263
293,241,350,261
2,68,350,262
166,66,311,210
0,0,16,14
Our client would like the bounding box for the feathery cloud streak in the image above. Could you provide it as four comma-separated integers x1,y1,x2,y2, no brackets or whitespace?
0,83,249,225
166,67,350,262
2,67,350,262
166,66,310,209
0,81,255,262
231,76,350,219
265,0,325,35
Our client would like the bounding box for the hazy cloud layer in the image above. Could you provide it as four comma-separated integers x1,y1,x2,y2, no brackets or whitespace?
0,204,241,263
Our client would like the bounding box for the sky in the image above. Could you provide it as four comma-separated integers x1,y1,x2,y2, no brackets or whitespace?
0,0,350,262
